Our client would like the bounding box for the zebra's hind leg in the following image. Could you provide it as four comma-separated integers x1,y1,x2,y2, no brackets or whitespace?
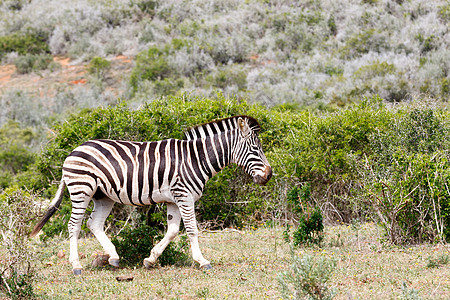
87,197,119,267
144,203,181,269
68,197,91,275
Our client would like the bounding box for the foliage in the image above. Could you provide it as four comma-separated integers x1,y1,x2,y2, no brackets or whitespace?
111,223,190,267
400,282,422,300
14,53,56,74
87,56,111,80
1,0,449,106
278,250,336,300
0,31,49,59
425,253,450,269
0,188,41,299
24,95,450,245
129,46,174,94
0,121,36,188
359,107,450,243
0,271,36,300
286,184,324,246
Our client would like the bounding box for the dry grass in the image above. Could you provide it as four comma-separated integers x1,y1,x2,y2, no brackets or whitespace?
24,223,450,299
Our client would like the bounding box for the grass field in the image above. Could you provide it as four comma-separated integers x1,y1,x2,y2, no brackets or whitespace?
23,223,450,299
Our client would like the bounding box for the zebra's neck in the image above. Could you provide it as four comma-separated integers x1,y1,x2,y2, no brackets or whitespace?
197,130,235,180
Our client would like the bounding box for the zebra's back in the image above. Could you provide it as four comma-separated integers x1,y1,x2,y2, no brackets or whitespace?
62,139,181,206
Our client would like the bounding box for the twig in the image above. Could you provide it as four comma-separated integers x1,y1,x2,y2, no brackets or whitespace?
202,228,244,235
0,270,12,295
116,210,133,236
430,282,441,298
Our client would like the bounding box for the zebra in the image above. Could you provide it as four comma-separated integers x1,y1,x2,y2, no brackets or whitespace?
31,115,272,275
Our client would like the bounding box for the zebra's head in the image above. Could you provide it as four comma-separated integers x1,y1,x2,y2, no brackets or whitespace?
233,117,272,185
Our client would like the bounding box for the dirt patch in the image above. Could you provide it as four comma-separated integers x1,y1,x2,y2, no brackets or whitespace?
0,56,133,98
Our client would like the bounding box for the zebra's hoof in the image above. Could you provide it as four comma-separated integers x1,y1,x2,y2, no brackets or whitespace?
143,258,155,269
109,258,120,267
202,264,212,270
73,269,82,276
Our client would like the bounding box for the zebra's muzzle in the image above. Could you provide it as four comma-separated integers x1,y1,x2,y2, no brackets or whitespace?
253,166,272,185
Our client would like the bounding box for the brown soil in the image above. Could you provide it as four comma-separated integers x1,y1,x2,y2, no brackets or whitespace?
0,55,133,98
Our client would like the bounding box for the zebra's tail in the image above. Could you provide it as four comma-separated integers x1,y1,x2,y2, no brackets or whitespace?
30,180,66,237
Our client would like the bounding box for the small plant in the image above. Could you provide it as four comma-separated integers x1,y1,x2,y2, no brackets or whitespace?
426,253,449,269
278,250,336,300
400,282,422,300
0,271,35,300
111,223,190,267
286,184,324,246
294,207,324,246
196,287,210,298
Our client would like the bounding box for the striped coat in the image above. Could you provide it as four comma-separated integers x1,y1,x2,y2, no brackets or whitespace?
31,115,272,275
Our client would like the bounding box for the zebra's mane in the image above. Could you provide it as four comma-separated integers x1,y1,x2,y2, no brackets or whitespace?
184,116,261,140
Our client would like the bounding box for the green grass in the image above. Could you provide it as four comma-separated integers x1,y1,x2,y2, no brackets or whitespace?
25,223,450,299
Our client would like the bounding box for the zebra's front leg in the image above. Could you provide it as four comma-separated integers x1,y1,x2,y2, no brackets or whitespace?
144,203,181,268
178,201,211,269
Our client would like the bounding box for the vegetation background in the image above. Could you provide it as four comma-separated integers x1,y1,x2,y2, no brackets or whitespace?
0,0,449,298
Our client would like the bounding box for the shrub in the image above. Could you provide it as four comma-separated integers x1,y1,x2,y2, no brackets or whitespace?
14,54,55,74
111,223,190,267
153,77,184,96
129,47,174,94
278,251,336,300
87,56,111,80
340,29,388,58
400,282,422,300
0,31,50,59
29,94,450,245
359,107,450,243
0,187,41,299
285,184,324,246
0,121,36,189
425,253,450,269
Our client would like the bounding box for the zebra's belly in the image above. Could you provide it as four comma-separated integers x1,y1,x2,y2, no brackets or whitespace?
103,186,174,206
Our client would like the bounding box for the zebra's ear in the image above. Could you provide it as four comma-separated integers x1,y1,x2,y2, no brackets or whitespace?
238,117,251,135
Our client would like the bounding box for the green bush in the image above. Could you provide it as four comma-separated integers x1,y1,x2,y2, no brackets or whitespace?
129,47,174,94
285,184,324,246
0,271,36,300
0,31,50,59
29,95,450,244
87,56,111,79
0,121,36,189
359,107,450,243
111,224,190,267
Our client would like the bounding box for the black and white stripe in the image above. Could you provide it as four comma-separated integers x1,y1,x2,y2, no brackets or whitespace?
63,116,266,207
31,115,272,273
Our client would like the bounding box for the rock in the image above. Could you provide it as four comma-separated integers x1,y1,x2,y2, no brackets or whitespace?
92,254,110,267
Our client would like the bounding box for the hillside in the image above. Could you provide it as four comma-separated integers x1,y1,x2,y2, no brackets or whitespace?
0,0,449,132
